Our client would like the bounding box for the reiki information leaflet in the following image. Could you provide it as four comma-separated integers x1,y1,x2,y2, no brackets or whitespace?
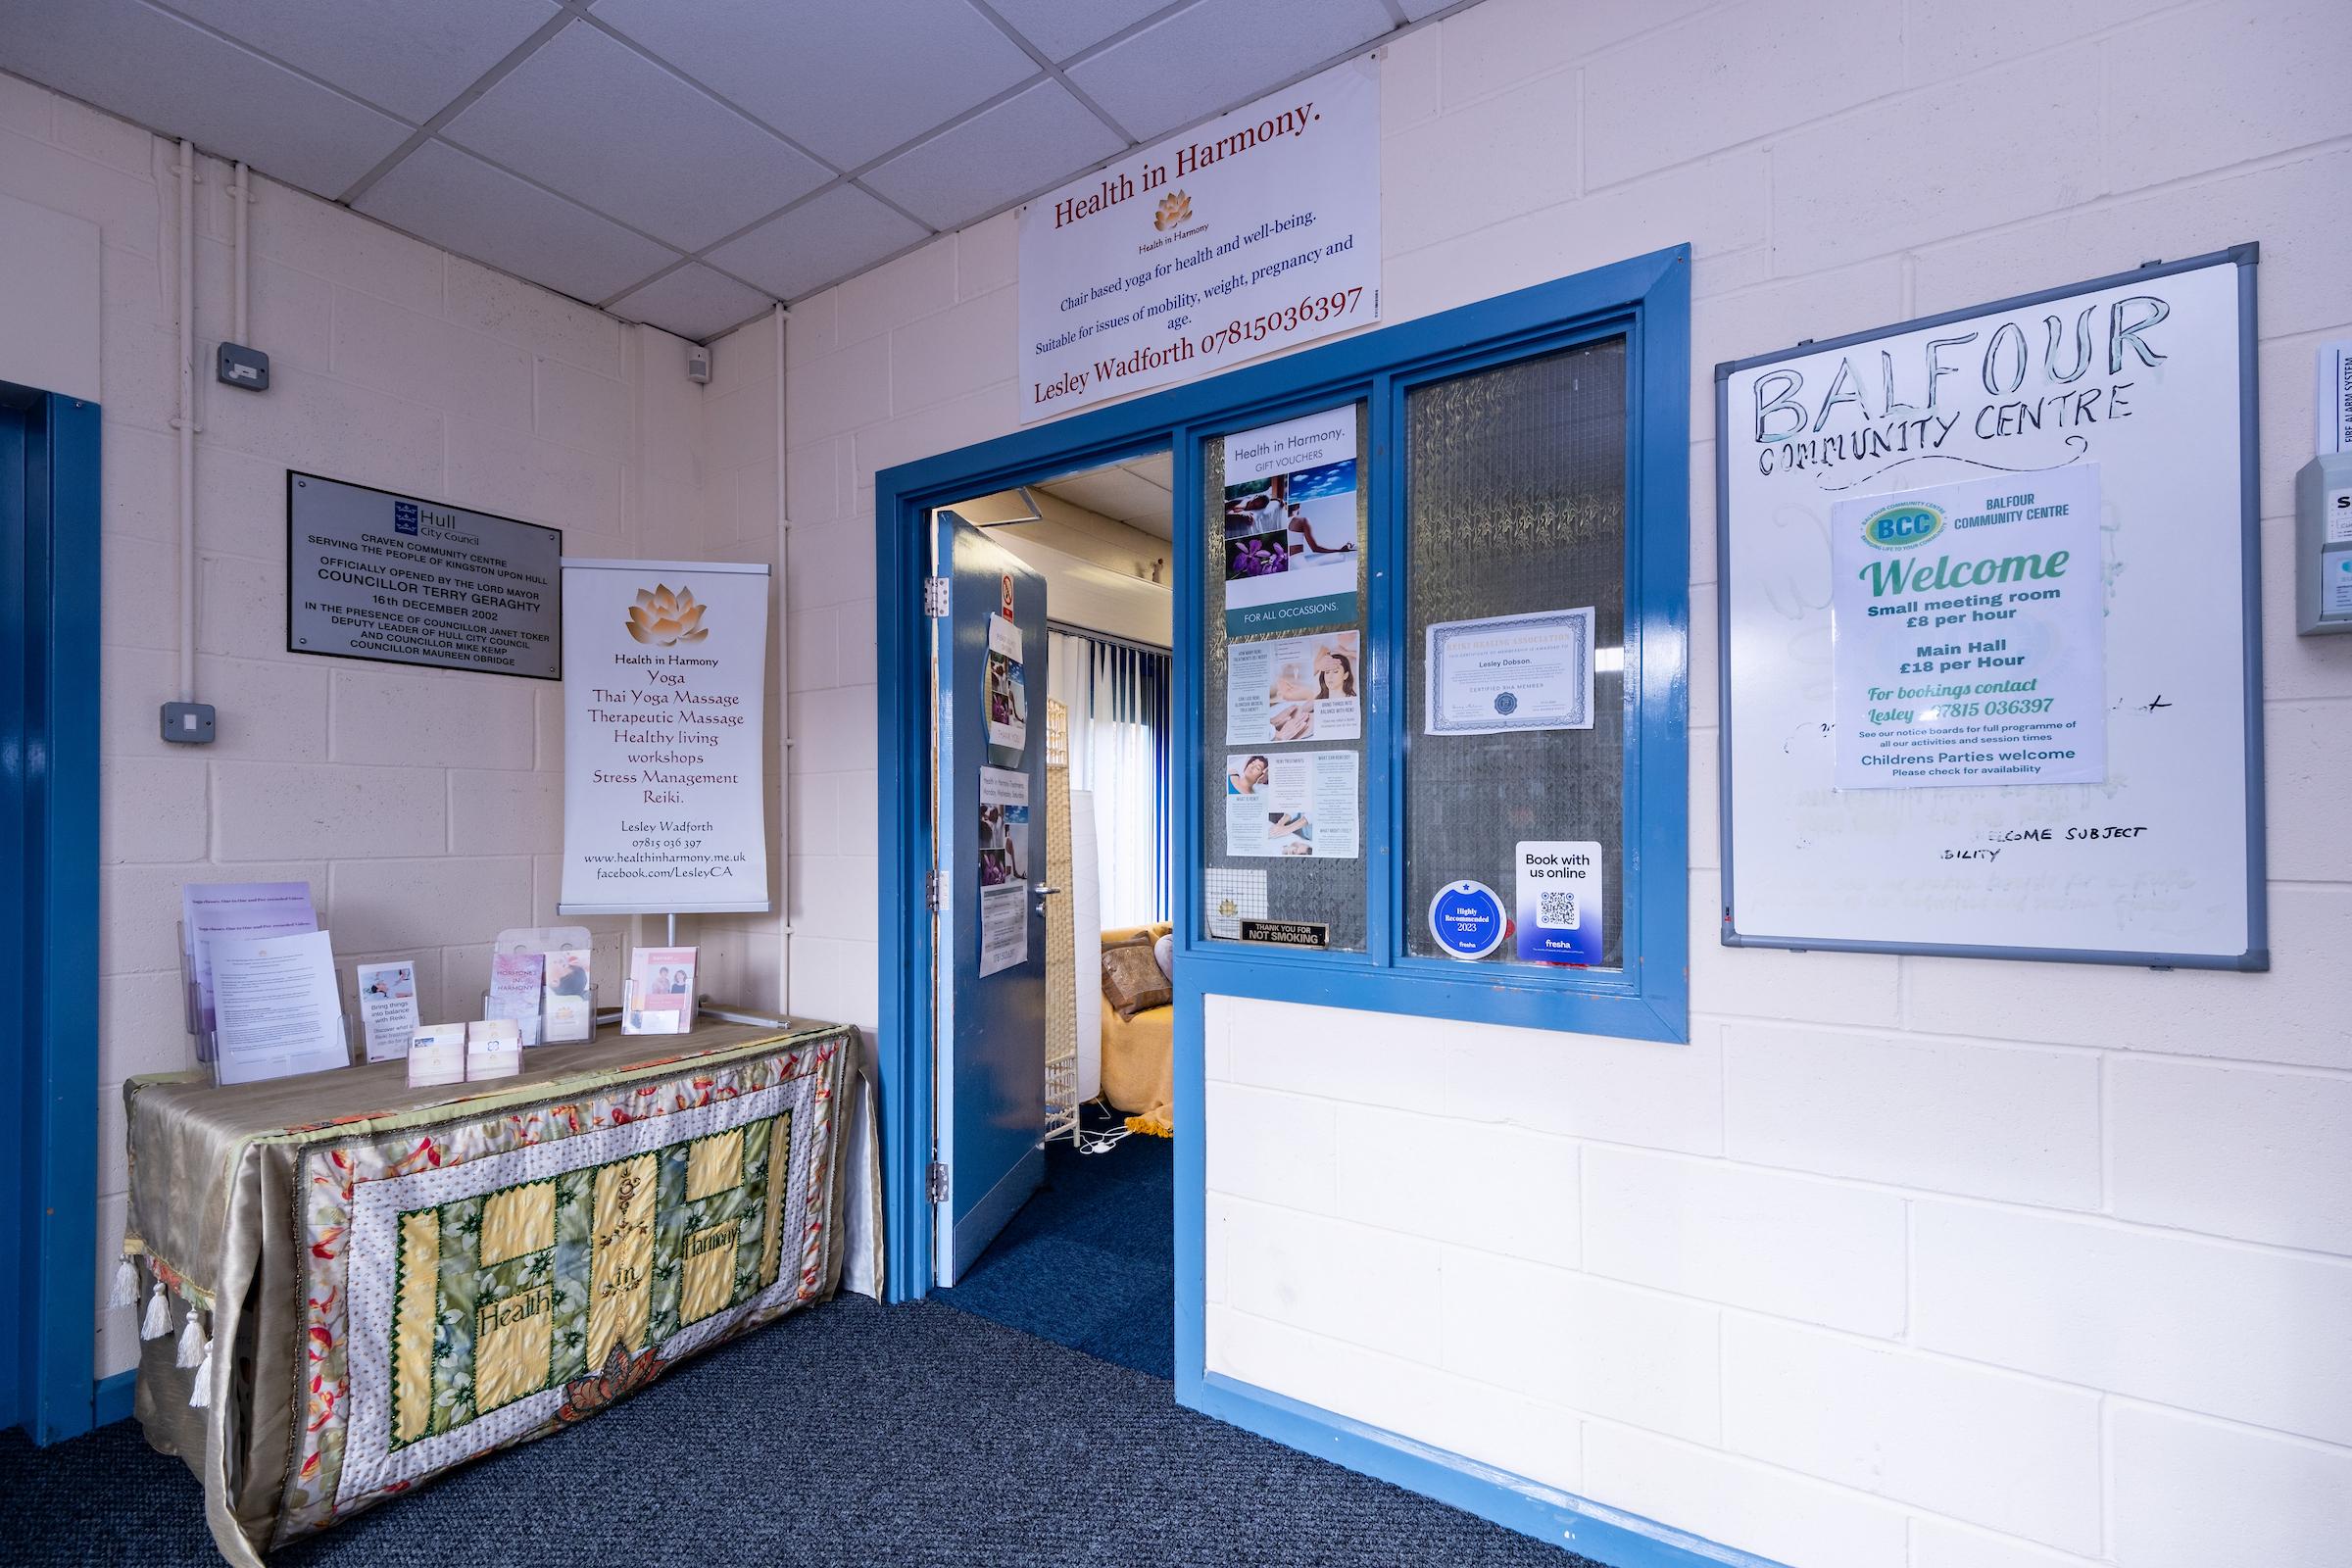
1831,466,2105,790
560,562,772,914
355,960,420,1063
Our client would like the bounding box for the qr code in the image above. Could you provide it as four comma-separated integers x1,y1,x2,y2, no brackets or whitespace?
1537,889,1581,930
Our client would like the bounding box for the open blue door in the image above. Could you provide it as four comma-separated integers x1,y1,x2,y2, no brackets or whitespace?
931,511,1049,1285
1,383,101,1441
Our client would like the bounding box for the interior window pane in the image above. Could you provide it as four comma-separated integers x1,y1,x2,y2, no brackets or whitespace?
1404,338,1628,967
1197,401,1370,953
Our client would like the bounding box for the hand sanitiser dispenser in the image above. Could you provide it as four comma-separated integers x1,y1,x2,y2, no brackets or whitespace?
2299,453,2352,636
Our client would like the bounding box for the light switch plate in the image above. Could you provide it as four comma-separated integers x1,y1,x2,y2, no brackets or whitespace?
161,701,217,744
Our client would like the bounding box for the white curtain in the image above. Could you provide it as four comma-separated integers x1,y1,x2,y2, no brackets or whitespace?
1048,629,1164,930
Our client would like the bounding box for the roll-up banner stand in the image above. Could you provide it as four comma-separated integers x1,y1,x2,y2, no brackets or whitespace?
559,559,772,917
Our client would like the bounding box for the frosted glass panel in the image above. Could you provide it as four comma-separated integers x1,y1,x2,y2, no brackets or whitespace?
1404,339,1628,967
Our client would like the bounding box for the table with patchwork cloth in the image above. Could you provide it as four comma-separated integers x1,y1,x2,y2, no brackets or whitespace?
111,1019,878,1566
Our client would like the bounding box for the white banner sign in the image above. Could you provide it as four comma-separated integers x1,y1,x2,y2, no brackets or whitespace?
560,560,771,915
1018,58,1379,419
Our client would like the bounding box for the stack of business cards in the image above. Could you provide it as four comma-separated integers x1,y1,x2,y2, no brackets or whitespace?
466,1018,521,1081
408,1024,466,1088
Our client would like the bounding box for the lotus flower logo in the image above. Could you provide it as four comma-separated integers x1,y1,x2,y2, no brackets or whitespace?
625,584,709,646
1153,190,1191,231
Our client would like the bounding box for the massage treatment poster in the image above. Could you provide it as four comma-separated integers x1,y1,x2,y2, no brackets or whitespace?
559,561,772,915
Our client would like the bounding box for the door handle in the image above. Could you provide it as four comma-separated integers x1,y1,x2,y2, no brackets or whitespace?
1030,885,1059,897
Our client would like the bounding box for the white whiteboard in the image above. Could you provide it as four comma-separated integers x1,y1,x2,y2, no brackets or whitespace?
1715,249,2265,967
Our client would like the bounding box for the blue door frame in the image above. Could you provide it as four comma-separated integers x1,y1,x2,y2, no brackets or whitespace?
1,383,102,1444
876,248,1781,1568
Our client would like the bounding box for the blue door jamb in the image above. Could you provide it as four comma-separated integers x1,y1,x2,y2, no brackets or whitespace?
3,385,101,1444
872,249,1773,1568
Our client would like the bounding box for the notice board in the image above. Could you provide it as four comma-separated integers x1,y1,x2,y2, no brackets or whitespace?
1714,247,2264,968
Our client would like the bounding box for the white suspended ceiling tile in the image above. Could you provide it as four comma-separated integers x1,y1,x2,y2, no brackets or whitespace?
592,0,1038,170
862,79,1124,232
355,139,678,307
1123,451,1174,489
981,0,1174,63
441,21,829,252
1037,466,1174,532
705,183,927,301
0,0,413,196
1066,0,1394,143
163,0,561,123
609,264,772,342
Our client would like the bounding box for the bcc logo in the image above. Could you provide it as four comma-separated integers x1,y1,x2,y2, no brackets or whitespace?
1860,500,1943,551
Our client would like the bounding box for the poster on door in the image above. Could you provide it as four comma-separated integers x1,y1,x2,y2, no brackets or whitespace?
1222,750,1357,858
978,885,1028,977
1224,629,1361,743
986,612,1028,767
979,766,1030,887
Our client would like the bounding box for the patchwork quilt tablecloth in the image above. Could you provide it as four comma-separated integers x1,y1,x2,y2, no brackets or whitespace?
120,1020,874,1565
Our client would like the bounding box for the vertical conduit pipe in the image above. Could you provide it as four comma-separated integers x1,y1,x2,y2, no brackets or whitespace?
772,303,794,1012
174,139,197,705
231,161,249,346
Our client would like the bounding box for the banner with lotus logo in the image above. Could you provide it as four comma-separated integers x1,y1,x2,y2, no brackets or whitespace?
558,558,771,915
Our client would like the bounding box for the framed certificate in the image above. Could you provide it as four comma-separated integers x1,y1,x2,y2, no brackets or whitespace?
1423,607,1595,735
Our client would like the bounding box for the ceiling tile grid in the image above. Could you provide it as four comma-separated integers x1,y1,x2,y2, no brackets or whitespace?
1,0,1480,341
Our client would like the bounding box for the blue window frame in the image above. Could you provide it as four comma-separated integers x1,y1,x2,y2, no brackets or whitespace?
876,244,1690,1302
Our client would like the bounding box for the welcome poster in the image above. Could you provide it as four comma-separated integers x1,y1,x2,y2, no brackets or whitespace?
559,560,772,914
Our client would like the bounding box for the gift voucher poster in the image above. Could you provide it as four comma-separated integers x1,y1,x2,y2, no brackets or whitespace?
1830,466,2104,790
1221,406,1359,637
560,561,771,914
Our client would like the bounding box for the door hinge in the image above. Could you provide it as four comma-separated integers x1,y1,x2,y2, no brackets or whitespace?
925,868,940,909
922,576,951,616
926,1160,949,1203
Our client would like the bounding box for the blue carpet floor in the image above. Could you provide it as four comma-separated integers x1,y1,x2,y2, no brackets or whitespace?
0,1295,1589,1565
934,1111,1176,1379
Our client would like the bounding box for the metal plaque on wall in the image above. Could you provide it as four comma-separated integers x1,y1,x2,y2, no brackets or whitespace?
286,472,562,679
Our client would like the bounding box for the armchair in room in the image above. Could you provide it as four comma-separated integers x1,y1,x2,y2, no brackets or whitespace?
1099,922,1174,1137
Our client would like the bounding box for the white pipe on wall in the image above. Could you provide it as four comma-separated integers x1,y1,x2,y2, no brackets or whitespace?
230,160,249,345
772,303,794,1013
173,138,197,704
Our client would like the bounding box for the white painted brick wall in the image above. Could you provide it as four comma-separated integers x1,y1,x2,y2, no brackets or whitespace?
0,76,732,1380
730,0,2352,1560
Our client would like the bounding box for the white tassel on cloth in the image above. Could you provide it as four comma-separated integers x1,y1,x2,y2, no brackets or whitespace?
175,1308,207,1369
140,1282,172,1341
188,1340,214,1409
108,1256,139,1310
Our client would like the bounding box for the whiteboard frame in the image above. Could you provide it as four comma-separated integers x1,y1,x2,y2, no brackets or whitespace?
1712,244,2268,970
